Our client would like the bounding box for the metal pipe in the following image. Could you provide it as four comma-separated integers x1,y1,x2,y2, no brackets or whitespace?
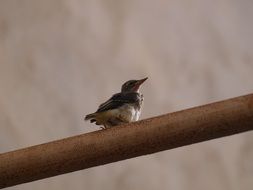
0,94,253,188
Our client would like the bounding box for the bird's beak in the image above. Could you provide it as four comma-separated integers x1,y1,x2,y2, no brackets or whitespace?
134,77,148,89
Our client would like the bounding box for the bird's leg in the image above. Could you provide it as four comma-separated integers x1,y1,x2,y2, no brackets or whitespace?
100,125,107,130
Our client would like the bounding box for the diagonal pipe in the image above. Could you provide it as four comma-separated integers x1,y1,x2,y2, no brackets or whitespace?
0,94,253,188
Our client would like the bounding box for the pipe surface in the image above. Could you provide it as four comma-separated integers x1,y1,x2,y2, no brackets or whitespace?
0,94,253,188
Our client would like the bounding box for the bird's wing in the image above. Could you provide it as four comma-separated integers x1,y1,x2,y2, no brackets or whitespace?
96,92,140,113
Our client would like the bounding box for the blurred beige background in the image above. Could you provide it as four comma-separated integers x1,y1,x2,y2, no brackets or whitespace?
1,0,253,190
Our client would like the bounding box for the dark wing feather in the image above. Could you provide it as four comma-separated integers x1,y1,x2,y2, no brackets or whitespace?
96,92,140,113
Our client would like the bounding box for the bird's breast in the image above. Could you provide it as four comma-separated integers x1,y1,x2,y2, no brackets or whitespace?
118,104,141,122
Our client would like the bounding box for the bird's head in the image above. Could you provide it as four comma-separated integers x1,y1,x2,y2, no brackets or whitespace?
121,77,148,93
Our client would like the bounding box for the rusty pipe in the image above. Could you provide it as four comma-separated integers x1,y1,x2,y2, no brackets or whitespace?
0,94,253,188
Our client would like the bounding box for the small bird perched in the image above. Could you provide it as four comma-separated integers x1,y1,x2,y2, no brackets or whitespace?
85,77,148,129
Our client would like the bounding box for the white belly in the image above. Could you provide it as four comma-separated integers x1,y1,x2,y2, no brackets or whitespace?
94,104,141,127
117,104,141,122
97,104,140,123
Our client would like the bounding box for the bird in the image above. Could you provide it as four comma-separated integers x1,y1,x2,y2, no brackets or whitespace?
85,77,148,129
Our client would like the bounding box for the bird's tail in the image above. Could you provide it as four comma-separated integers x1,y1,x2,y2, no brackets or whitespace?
84,113,97,122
